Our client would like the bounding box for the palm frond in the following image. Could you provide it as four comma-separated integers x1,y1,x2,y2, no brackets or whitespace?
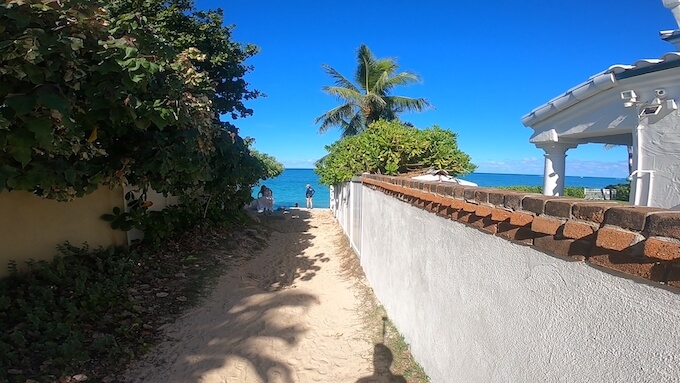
364,92,388,107
342,112,365,137
386,96,433,113
315,103,357,134
383,71,422,89
314,103,355,124
322,86,363,103
373,58,398,75
322,64,359,92
355,44,377,92
371,71,392,95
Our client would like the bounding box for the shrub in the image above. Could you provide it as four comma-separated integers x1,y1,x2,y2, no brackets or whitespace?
0,228,238,382
1,0,283,246
499,186,585,198
0,244,138,380
315,120,476,185
605,183,631,201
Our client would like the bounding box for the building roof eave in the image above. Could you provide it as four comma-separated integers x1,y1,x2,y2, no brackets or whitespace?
521,72,617,127
611,53,680,79
522,52,680,128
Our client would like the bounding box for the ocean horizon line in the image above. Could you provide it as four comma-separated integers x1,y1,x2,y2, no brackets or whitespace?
280,168,627,180
259,169,627,209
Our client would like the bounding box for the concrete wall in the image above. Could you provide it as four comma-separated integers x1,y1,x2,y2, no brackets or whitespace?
333,178,680,383
0,187,127,277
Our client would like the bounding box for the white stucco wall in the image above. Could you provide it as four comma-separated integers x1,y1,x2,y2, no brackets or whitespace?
350,186,679,383
639,104,680,209
614,73,680,209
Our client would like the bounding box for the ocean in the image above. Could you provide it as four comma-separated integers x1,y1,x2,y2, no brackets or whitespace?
255,169,628,209
254,169,331,209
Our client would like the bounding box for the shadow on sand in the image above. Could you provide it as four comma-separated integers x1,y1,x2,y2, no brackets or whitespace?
355,343,407,383
134,208,338,383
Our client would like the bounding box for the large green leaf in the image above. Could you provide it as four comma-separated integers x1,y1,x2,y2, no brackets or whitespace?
5,95,36,116
26,117,53,147
24,63,45,84
7,10,30,29
37,92,68,111
7,130,34,167
64,168,77,184
123,46,138,59
148,111,169,129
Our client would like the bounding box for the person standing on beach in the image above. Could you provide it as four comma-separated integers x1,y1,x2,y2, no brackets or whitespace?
305,184,315,209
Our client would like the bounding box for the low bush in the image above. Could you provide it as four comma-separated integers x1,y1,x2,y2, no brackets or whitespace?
0,244,137,381
315,119,476,185
0,225,238,382
605,183,631,202
499,186,585,198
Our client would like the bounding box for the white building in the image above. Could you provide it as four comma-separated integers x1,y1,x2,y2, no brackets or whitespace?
522,0,680,209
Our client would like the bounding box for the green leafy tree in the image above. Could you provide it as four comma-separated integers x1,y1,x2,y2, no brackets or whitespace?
1,0,216,200
0,0,280,242
251,149,285,180
315,45,432,137
107,0,262,122
315,120,476,185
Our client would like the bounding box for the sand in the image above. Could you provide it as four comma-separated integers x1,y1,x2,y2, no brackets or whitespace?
122,209,385,383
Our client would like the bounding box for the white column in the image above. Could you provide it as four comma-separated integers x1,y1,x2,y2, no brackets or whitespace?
536,143,575,196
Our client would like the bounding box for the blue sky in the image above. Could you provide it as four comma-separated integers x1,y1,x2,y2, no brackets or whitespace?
198,0,677,177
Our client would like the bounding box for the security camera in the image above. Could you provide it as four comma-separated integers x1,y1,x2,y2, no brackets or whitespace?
620,90,637,100
655,89,667,99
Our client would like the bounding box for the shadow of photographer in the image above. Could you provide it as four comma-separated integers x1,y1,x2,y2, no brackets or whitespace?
355,343,406,383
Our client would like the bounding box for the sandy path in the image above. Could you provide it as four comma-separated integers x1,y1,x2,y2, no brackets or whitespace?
123,209,376,383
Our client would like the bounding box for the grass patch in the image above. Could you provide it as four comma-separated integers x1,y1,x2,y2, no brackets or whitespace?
498,185,586,198
375,309,430,382
498,184,632,202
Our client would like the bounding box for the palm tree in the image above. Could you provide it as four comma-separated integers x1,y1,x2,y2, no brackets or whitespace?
315,44,432,137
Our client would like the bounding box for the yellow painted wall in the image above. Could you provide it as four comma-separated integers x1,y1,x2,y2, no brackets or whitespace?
0,187,127,278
